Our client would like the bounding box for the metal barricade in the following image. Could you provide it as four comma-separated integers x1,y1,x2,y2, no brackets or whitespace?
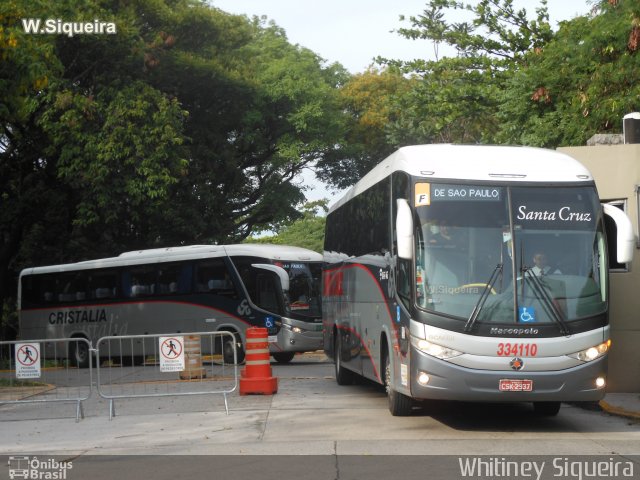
0,338,92,422
95,331,238,420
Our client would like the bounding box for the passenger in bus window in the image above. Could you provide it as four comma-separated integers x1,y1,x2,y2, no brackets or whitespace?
429,221,456,247
531,252,561,276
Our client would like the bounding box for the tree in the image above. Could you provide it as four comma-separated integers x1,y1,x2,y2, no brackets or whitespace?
0,0,350,339
377,0,554,147
138,14,349,242
496,0,640,146
316,67,411,189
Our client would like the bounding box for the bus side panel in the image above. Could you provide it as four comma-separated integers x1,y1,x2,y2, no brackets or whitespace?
351,262,388,385
19,300,252,357
322,268,340,359
324,261,400,386
353,259,412,394
327,265,362,375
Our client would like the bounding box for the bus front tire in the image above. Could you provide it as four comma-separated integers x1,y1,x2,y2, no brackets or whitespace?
222,335,245,364
384,350,413,416
70,340,91,369
334,333,354,385
272,352,296,363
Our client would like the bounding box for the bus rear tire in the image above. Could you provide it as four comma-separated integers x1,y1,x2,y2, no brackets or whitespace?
70,339,91,369
533,401,561,416
272,352,295,363
334,333,354,385
384,349,412,416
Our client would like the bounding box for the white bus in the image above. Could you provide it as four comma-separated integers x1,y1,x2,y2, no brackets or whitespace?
323,145,634,416
18,244,324,367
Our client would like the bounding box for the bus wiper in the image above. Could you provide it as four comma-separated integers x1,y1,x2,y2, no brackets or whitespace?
522,268,570,336
464,263,503,333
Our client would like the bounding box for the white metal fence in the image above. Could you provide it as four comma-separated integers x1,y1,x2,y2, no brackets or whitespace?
0,332,239,421
94,331,238,419
0,337,93,422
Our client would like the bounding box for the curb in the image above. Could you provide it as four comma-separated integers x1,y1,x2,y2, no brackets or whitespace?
599,400,640,420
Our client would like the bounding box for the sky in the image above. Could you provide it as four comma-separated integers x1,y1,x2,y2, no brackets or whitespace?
210,0,591,73
209,0,593,204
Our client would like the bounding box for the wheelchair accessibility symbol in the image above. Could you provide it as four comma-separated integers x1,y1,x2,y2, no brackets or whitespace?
518,307,536,323
264,317,274,329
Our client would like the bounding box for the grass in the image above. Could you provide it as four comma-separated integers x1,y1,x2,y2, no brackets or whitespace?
0,378,47,388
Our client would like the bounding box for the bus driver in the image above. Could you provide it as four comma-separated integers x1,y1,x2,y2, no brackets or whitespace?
531,252,561,276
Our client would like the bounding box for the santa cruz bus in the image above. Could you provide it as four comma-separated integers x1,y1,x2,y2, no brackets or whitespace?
323,145,634,416
18,244,324,367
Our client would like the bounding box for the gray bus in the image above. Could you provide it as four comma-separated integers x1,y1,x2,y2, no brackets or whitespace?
323,145,634,416
18,244,324,366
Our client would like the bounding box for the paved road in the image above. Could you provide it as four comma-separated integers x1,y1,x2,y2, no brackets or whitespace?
1,353,639,479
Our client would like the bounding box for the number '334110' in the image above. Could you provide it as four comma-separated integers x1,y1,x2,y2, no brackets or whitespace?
497,343,538,357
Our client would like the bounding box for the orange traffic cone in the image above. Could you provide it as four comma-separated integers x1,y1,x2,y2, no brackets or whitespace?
239,327,278,395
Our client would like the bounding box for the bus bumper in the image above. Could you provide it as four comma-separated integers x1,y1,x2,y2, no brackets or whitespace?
410,353,608,402
274,318,324,353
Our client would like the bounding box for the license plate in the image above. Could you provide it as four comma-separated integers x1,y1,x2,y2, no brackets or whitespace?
499,379,533,392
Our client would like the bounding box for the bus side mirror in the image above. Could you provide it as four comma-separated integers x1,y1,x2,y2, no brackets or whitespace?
602,203,634,264
396,199,414,260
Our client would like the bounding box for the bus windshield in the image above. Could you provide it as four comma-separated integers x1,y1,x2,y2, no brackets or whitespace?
415,184,607,328
277,261,323,321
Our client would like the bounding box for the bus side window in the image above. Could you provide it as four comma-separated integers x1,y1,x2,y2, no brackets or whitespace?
156,265,182,295
56,272,87,303
195,259,238,298
256,273,281,313
42,275,56,304
89,270,119,300
128,267,155,297
21,274,47,308
392,171,411,309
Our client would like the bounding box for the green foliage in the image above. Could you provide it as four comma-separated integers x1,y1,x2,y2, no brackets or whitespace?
43,81,187,228
246,201,328,253
316,67,411,189
496,0,640,146
0,378,47,387
0,0,351,340
396,0,552,63
374,0,640,151
374,0,554,148
1,299,18,343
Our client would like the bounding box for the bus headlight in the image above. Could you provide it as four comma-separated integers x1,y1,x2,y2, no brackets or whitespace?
568,340,610,362
411,337,463,360
282,324,303,334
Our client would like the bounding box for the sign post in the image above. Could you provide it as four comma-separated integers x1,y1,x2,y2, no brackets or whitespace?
15,342,41,379
159,336,185,372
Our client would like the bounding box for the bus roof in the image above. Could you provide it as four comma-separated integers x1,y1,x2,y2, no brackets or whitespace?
329,144,594,213
19,244,323,276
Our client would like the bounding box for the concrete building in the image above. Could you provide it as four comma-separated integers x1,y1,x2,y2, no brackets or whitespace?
560,129,640,392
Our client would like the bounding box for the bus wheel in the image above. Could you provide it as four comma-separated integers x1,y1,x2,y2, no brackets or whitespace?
384,350,412,416
533,401,561,416
272,352,295,364
334,333,354,385
70,339,91,369
223,335,245,364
